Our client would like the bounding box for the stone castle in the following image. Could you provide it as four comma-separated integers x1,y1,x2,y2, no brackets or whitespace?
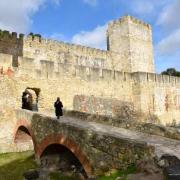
0,15,180,133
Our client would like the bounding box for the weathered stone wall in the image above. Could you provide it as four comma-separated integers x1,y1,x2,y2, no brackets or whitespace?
132,72,180,125
22,36,110,70
73,95,135,118
107,16,155,73
0,53,133,152
0,53,13,69
0,53,179,127
16,62,133,112
0,31,23,67
0,70,20,152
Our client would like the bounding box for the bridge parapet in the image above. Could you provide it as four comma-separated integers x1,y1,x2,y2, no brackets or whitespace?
16,109,34,122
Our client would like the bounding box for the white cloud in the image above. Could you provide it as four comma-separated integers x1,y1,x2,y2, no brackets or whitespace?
126,0,173,23
83,0,97,6
0,0,61,33
156,0,180,57
72,24,107,49
131,0,155,14
129,0,170,15
157,0,180,30
157,29,180,55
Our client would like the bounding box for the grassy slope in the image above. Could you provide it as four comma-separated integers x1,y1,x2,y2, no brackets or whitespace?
49,165,136,180
0,152,136,180
99,165,136,180
0,151,38,180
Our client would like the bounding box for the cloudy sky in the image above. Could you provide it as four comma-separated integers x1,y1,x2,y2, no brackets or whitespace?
0,0,179,72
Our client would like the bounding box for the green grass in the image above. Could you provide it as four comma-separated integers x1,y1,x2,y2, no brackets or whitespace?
99,165,136,180
0,151,38,180
0,152,136,180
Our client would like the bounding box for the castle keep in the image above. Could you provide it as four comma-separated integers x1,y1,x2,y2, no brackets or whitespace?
0,15,179,139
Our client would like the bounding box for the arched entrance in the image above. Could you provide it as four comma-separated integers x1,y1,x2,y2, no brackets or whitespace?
14,126,34,151
40,144,88,179
36,134,93,178
22,87,40,111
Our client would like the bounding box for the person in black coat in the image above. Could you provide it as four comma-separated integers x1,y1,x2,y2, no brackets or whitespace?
22,91,28,109
54,97,63,119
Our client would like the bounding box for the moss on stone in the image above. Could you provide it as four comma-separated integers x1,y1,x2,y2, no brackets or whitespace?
99,164,136,180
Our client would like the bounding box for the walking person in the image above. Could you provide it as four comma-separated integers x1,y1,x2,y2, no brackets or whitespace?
22,89,31,110
22,91,28,109
54,97,63,119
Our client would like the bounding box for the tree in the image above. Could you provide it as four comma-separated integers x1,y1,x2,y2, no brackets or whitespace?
162,68,180,77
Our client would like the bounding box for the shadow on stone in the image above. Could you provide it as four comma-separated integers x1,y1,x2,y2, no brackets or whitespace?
160,155,180,180
23,169,39,180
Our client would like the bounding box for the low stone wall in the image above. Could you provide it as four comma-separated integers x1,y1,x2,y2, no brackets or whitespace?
64,110,180,141
73,95,136,119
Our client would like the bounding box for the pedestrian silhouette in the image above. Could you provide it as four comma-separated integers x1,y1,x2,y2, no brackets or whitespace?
22,91,28,109
22,89,33,110
54,97,63,119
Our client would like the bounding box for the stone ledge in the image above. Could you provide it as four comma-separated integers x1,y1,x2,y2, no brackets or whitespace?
64,110,180,141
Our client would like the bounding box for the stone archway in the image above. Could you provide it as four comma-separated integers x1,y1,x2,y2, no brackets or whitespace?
22,87,40,111
14,120,35,152
40,144,88,179
35,134,93,178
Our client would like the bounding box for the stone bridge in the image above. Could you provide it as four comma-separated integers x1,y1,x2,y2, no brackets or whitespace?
14,109,180,177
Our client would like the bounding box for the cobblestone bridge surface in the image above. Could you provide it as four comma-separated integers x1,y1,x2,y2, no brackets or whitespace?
15,109,180,176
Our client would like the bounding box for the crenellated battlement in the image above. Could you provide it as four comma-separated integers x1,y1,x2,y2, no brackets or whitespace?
0,29,108,63
14,55,180,86
22,33,110,69
132,72,180,85
0,30,24,41
108,15,151,30
24,34,108,56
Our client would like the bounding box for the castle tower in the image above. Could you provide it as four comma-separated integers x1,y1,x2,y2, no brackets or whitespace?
107,16,155,73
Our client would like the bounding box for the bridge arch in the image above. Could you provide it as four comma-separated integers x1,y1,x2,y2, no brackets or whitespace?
13,119,36,150
35,134,93,177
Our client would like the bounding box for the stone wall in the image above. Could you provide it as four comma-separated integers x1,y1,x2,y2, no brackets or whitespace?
0,53,133,151
107,16,155,73
23,36,110,70
0,31,23,67
132,72,180,125
0,53,179,127
15,61,134,112
73,95,135,119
